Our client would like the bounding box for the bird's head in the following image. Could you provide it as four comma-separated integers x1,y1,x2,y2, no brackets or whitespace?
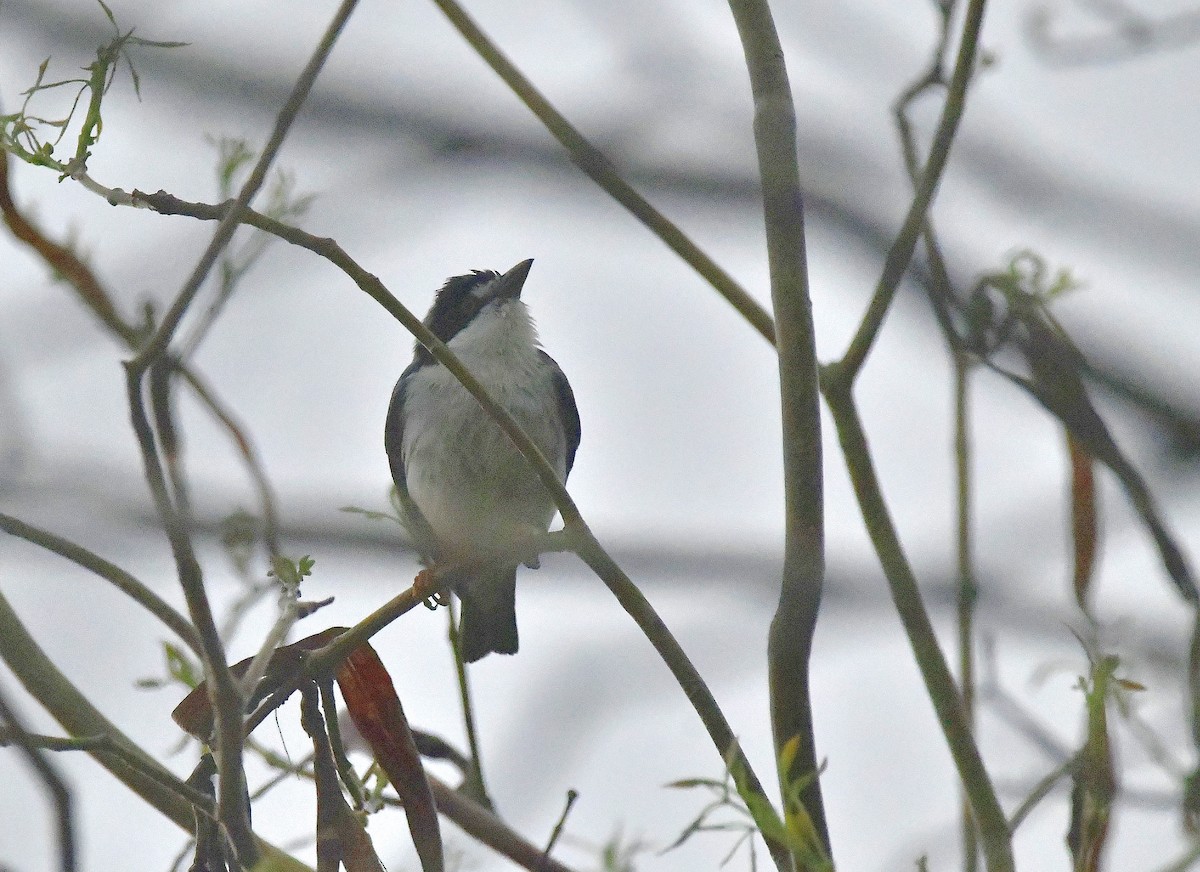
422,258,534,347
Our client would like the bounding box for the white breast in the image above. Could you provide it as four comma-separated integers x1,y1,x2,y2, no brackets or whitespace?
400,300,567,558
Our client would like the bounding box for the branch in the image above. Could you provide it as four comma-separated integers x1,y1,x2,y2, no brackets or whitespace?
838,0,988,379
819,367,1014,872
120,4,362,862
0,683,77,872
0,512,203,656
0,586,311,869
430,0,776,344
727,0,828,864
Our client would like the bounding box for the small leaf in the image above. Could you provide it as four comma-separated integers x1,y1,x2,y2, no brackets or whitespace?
778,734,801,780
341,505,403,524
1068,433,1099,614
664,777,728,791
1114,678,1146,692
165,641,200,688
338,644,444,872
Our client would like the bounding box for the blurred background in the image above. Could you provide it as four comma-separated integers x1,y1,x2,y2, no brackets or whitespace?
2,0,1199,870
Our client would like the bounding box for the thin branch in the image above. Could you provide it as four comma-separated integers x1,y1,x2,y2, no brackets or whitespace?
820,369,1014,872
838,0,988,379
954,355,981,872
121,4,361,861
0,587,308,868
427,775,580,872
130,0,361,368
123,361,256,863
727,0,828,864
0,512,202,656
1,131,281,559
429,0,776,344
0,683,78,872
448,600,492,807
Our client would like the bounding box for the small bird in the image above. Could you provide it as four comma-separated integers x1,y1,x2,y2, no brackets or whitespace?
385,259,580,662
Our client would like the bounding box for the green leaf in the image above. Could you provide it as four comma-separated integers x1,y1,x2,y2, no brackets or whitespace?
341,505,403,525
165,642,201,689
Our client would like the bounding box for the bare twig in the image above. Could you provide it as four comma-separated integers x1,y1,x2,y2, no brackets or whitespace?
121,4,362,863
820,370,1013,872
0,683,78,872
839,0,988,378
430,0,776,344
0,512,202,656
727,0,828,864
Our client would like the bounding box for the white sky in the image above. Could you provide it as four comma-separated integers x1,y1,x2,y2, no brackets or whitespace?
2,1,1199,870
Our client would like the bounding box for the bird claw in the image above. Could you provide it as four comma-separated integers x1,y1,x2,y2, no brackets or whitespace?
413,567,439,600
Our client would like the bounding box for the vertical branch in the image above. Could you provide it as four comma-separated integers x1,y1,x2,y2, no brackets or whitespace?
820,370,1014,872
0,683,78,872
120,3,361,863
840,0,988,379
954,355,980,872
124,364,257,865
448,602,492,807
726,0,828,856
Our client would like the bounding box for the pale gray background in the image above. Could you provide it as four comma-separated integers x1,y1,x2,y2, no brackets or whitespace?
1,1,1199,870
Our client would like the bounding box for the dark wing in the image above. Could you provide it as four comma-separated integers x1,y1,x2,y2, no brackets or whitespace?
384,359,439,560
539,350,580,477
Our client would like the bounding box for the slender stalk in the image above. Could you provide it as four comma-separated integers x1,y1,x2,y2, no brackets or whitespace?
429,0,776,344
839,0,988,378
124,364,257,863
820,368,1014,872
130,0,361,368
0,512,202,656
0,684,77,872
448,601,492,806
954,355,980,872
0,587,310,869
319,680,366,809
727,0,827,861
121,5,361,861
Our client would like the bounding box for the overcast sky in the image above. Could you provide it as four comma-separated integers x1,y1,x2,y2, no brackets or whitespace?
2,1,1199,870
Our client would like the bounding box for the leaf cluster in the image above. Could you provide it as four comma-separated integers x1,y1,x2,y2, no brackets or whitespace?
0,0,185,176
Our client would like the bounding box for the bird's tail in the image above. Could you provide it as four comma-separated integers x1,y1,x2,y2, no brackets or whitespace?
456,565,519,662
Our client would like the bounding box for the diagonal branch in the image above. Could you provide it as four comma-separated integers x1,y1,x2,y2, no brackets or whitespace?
0,512,202,656
430,0,776,344
838,0,988,379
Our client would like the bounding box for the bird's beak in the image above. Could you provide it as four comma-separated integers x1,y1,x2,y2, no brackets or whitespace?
491,258,534,301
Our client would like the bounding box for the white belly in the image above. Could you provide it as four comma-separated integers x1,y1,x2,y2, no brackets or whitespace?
401,354,566,559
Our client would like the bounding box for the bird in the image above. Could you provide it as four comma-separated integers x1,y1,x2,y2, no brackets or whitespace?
385,259,580,662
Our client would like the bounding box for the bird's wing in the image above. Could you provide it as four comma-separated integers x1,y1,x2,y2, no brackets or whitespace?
385,359,439,560
539,349,581,477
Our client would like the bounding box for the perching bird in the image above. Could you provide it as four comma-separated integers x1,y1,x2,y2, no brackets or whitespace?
385,259,580,662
